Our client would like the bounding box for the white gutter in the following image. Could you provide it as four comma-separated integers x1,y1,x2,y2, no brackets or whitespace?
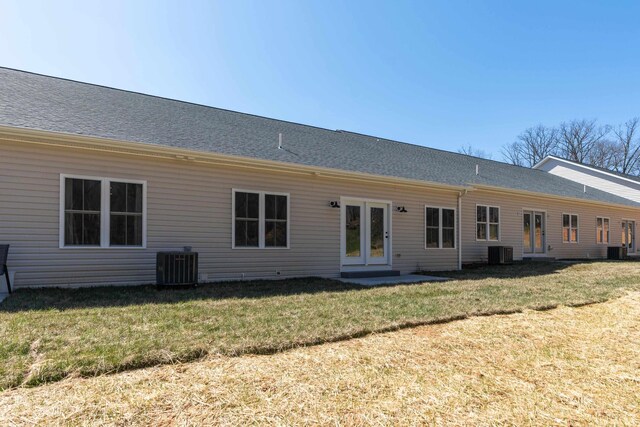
471,183,640,211
0,125,470,194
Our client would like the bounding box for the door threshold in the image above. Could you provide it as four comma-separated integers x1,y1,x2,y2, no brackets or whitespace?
341,270,401,279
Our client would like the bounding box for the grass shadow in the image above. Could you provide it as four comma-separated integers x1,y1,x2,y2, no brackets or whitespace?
0,277,372,312
2,261,620,313
420,260,582,281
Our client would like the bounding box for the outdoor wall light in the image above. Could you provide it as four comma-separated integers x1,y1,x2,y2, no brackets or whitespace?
396,206,408,213
329,201,340,208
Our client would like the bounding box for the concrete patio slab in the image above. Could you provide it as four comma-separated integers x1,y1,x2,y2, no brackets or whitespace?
338,274,450,287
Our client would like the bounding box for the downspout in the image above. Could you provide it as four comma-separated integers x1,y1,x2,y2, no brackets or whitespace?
457,190,467,270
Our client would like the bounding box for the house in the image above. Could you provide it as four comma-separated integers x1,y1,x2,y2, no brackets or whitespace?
1,67,639,288
534,155,640,252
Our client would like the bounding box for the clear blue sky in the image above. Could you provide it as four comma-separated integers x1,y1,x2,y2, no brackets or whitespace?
1,1,639,158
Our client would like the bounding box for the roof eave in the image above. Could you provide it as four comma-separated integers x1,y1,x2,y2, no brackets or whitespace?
533,156,640,186
472,183,640,210
0,124,471,193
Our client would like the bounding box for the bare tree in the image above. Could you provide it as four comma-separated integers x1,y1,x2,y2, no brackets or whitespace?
458,145,493,160
587,139,618,170
501,124,558,167
557,119,610,163
502,141,525,166
610,117,640,175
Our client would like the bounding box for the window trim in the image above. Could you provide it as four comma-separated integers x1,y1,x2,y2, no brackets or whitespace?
562,212,579,244
231,188,290,250
596,216,610,245
424,205,457,250
59,174,147,249
475,204,501,242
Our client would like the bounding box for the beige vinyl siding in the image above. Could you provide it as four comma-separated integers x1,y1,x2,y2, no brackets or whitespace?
461,189,639,262
0,139,459,288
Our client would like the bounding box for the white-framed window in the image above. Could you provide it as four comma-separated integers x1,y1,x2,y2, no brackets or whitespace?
232,189,289,249
60,174,147,248
476,205,500,241
425,206,456,249
562,213,579,243
596,217,610,244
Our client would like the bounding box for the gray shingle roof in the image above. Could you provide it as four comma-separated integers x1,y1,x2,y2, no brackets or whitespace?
1,67,639,208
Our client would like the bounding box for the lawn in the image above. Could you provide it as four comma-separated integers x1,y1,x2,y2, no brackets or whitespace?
1,261,640,391
3,290,638,425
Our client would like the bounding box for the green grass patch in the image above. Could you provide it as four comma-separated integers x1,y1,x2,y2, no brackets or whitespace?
1,261,640,390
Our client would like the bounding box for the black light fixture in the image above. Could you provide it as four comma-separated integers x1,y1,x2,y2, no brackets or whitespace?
396,206,407,213
329,201,340,208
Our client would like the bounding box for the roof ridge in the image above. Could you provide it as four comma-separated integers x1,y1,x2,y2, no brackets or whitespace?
0,66,345,135
336,129,543,172
2,66,639,207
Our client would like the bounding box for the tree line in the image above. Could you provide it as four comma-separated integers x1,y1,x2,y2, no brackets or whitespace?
459,117,640,175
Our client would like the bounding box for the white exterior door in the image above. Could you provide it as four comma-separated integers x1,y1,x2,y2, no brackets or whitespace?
622,220,636,253
523,210,546,254
341,199,390,267
366,202,389,265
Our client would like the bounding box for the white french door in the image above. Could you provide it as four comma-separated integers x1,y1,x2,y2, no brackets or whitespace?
341,199,390,266
523,210,546,254
622,220,636,253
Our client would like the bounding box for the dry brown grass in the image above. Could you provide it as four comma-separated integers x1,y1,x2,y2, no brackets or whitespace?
3,261,640,390
2,291,639,426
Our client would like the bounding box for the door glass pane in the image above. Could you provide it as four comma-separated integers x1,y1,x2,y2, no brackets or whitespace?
370,207,384,258
345,205,361,257
523,213,531,251
534,214,543,250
